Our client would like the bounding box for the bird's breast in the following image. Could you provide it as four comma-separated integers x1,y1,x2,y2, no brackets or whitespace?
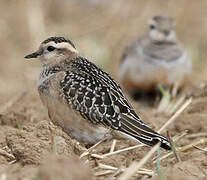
47,99,110,145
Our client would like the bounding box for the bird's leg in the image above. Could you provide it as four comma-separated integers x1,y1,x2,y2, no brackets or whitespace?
88,129,113,150
47,109,56,153
48,122,56,153
172,80,181,98
80,129,113,158
110,139,117,153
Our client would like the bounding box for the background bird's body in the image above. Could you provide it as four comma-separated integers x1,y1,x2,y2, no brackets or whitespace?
25,36,171,150
119,15,192,94
120,36,191,91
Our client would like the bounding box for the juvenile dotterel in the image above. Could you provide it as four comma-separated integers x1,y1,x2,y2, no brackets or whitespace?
25,36,171,150
119,15,191,95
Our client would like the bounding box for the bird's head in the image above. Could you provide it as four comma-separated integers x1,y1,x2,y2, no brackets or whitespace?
25,37,78,66
148,15,176,43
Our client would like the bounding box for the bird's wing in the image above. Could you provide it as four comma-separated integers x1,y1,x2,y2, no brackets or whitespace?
61,57,171,150
60,69,117,126
120,39,140,64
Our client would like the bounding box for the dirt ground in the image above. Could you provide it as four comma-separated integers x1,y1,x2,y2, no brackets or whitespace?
1,1,207,180
0,73,207,180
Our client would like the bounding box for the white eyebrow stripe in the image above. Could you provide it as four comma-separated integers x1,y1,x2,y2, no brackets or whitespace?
45,42,78,53
55,42,73,49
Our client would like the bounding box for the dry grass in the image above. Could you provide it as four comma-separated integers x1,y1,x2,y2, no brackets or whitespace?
118,143,160,180
1,0,207,83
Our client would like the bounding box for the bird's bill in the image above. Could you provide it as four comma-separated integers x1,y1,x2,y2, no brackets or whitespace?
24,51,41,59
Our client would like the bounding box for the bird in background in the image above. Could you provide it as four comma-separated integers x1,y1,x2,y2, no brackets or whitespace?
119,15,192,99
25,36,171,150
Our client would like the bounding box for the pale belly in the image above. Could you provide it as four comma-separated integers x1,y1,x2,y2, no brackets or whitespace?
41,93,110,145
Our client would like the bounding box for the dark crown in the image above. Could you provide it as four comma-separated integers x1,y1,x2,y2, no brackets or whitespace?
152,15,173,24
42,36,76,49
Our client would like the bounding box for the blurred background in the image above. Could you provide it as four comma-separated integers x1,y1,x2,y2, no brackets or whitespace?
0,0,207,100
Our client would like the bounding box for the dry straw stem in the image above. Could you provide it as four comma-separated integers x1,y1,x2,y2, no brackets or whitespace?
110,139,117,153
0,91,26,114
94,163,153,177
91,153,104,159
101,144,144,158
98,163,118,170
97,163,152,173
108,168,124,179
80,135,109,158
157,138,207,162
186,133,207,139
172,130,188,142
8,160,17,165
118,143,160,180
167,131,181,162
95,170,153,178
152,131,187,162
157,90,170,113
95,170,115,177
90,144,144,159
176,138,207,152
0,149,15,160
158,97,192,133
167,94,186,115
49,125,56,153
157,87,186,115
171,81,180,98
192,145,207,152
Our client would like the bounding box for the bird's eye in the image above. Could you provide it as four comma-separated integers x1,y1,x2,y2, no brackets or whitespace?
150,25,155,30
47,46,56,52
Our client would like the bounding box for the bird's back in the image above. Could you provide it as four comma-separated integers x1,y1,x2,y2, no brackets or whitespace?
59,57,171,150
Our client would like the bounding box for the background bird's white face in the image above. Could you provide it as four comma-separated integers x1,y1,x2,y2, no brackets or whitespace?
148,16,176,42
39,41,78,66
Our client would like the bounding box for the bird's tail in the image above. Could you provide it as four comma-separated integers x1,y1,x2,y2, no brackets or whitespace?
119,114,171,150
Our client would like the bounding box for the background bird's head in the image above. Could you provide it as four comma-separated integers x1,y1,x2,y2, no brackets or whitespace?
25,37,78,66
148,15,176,43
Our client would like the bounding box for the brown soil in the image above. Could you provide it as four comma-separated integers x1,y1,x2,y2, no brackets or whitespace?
0,78,207,180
